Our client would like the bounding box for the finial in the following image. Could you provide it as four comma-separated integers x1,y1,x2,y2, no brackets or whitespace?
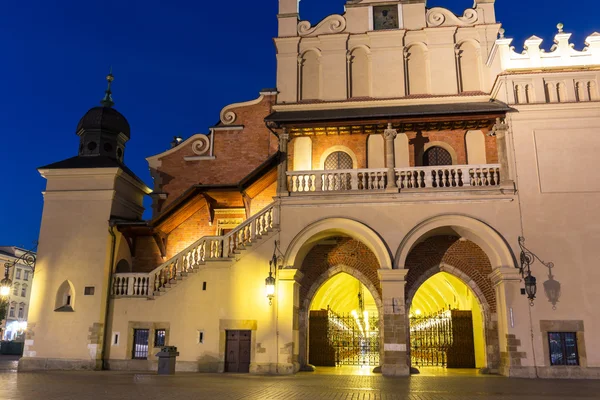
557,23,564,33
499,28,505,39
100,67,115,108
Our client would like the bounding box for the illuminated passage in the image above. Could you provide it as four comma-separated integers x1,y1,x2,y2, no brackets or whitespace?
410,272,486,369
308,272,379,367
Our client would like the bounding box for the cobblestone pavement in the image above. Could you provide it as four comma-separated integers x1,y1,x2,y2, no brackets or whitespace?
1,367,600,400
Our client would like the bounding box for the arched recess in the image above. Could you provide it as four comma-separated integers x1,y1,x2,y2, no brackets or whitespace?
319,145,358,170
405,43,430,95
465,130,487,165
293,136,313,171
54,280,76,312
367,134,384,168
349,46,371,98
298,262,384,369
395,134,410,167
457,40,482,92
284,217,393,271
406,264,496,369
115,259,131,273
395,215,516,270
300,49,321,100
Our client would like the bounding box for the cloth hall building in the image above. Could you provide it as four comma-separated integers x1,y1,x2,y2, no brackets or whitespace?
18,0,600,379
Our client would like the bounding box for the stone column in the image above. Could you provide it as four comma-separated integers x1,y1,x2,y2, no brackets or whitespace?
378,269,410,376
384,123,398,193
277,128,290,196
489,268,534,378
492,118,512,185
276,268,303,374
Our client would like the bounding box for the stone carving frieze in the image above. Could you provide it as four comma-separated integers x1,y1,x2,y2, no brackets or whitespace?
297,14,346,37
426,7,479,27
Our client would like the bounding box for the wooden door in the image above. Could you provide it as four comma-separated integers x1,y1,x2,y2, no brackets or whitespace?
225,330,251,373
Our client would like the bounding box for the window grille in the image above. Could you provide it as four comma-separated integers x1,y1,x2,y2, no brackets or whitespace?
324,151,353,170
132,329,150,359
548,332,579,366
154,329,166,348
423,146,453,166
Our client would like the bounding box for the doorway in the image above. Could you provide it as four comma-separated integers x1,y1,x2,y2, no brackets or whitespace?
225,330,251,373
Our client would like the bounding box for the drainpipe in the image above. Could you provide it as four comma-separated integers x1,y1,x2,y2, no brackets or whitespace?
101,224,117,370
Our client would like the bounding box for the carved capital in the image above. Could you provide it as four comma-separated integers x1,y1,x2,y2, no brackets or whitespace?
383,123,397,140
492,117,509,138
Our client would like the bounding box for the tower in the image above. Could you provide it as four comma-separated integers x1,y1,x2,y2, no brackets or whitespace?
19,73,151,370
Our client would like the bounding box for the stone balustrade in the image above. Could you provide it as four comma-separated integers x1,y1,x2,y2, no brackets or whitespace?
286,165,500,193
111,203,277,298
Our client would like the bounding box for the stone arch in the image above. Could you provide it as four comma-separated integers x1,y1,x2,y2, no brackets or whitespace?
395,214,516,270
284,217,392,271
349,45,371,98
300,48,322,100
405,261,500,370
405,43,430,95
456,40,482,92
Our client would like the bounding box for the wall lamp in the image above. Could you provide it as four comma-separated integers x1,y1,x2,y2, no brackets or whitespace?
518,237,553,306
265,240,283,306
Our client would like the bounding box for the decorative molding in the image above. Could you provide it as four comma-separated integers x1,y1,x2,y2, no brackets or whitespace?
220,94,265,125
426,7,479,27
297,14,346,37
191,135,211,156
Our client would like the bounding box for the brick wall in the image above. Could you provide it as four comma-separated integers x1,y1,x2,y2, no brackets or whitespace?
132,236,164,273
250,181,277,216
298,237,381,306
157,94,279,211
165,207,216,260
405,235,496,312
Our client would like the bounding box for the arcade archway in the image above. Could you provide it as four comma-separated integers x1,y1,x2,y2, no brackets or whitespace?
409,271,487,369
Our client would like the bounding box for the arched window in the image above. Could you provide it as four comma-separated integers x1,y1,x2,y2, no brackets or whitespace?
423,146,453,166
115,259,131,273
55,280,75,312
324,151,353,170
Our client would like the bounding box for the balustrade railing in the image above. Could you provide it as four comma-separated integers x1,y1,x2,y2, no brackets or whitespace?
287,169,388,192
286,165,500,193
111,202,278,298
395,164,500,189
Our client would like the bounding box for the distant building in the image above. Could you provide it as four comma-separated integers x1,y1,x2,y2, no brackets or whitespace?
18,0,600,379
0,247,35,341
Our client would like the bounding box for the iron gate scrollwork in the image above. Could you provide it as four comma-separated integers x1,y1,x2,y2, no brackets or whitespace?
410,309,475,368
309,309,380,367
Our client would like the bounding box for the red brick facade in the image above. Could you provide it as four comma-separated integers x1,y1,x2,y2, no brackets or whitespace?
298,237,381,306
156,94,279,212
405,236,496,313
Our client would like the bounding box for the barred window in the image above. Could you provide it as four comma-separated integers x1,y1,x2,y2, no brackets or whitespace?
132,329,149,359
548,332,579,366
154,329,166,348
423,146,453,166
324,151,353,170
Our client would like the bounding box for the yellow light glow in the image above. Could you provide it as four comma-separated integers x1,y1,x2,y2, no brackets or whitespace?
415,309,422,316
265,284,275,296
0,286,10,297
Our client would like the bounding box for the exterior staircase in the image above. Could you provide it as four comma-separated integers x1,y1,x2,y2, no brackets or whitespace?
111,202,278,299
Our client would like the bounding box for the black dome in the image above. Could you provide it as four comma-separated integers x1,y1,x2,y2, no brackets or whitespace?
76,106,130,139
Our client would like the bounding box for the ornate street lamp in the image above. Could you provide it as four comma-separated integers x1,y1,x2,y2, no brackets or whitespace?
265,241,283,306
518,237,553,306
0,246,37,298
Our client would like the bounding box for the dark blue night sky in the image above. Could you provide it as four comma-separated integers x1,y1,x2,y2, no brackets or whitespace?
1,0,598,247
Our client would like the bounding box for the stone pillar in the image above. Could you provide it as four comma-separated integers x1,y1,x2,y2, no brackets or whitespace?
490,268,534,378
276,268,303,374
277,128,290,196
383,123,398,193
378,269,410,376
492,118,513,185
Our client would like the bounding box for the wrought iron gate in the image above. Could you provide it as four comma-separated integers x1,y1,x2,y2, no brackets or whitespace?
309,309,380,367
410,309,475,368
